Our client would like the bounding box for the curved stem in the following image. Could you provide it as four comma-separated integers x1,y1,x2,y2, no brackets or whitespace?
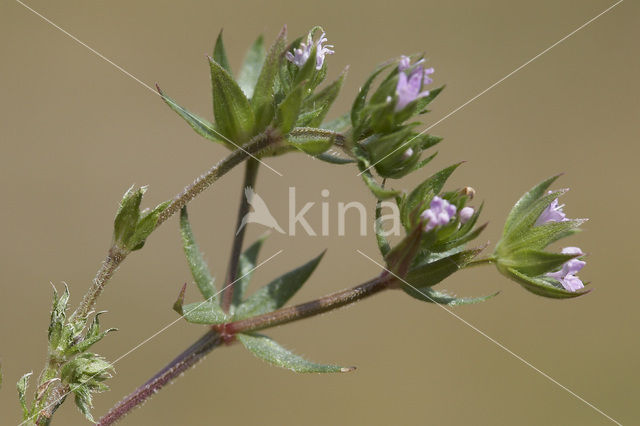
221,157,260,313
97,330,223,426
98,273,396,423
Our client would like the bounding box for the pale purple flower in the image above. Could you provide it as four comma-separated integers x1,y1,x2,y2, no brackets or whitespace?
285,32,334,70
398,55,411,71
394,58,433,112
402,147,414,160
547,247,586,292
535,191,569,226
421,196,457,232
459,206,475,224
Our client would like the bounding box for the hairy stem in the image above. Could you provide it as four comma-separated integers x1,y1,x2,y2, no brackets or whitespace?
38,130,280,423
98,273,396,423
97,330,223,426
221,157,260,313
224,274,395,334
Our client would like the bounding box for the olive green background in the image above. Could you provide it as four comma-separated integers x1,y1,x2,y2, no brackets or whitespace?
1,0,638,424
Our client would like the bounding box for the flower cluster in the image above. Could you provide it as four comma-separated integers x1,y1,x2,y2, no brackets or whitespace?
286,31,334,70
420,196,474,232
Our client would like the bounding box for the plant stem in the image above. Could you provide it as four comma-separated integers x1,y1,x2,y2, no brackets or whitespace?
38,130,280,424
97,330,223,426
224,274,395,334
221,157,260,313
98,273,396,423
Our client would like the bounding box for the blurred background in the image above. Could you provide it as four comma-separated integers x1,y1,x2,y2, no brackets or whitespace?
1,0,638,424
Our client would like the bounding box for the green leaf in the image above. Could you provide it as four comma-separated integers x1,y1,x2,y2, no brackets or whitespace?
209,57,256,142
351,61,394,128
360,168,400,199
237,35,265,98
502,249,579,277
403,286,498,306
127,200,170,251
505,267,589,299
406,248,482,288
415,85,444,113
302,68,347,127
499,189,567,248
401,163,461,227
181,301,229,324
213,30,232,74
276,82,305,134
287,127,338,155
73,312,117,354
156,85,228,147
503,175,560,235
113,185,145,247
315,150,354,164
48,284,70,349
232,234,268,314
500,219,585,254
238,333,353,373
180,207,216,300
252,26,287,130
235,251,325,319
17,372,32,420
321,113,350,132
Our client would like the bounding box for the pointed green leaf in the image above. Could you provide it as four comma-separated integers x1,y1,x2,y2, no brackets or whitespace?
156,85,228,147
505,267,589,299
287,127,338,155
503,175,560,235
73,313,117,354
503,249,580,277
213,30,232,74
232,234,268,313
209,58,255,142
238,333,352,373
181,301,229,324
407,248,482,288
403,285,498,305
401,163,461,227
415,85,444,113
179,207,215,300
252,26,286,130
17,372,32,420
315,150,354,164
321,113,350,132
276,82,305,134
302,68,347,127
500,219,585,254
237,35,265,98
351,61,394,128
127,200,170,251
113,185,145,247
235,251,325,319
500,189,567,247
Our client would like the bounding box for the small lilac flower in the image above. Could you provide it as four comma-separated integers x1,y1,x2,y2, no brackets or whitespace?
398,55,411,71
547,247,586,292
535,191,569,226
402,147,414,160
394,58,433,112
285,32,334,70
421,196,457,232
459,206,475,224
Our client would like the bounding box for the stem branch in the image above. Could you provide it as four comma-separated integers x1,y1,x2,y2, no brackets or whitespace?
98,273,396,423
221,157,260,312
